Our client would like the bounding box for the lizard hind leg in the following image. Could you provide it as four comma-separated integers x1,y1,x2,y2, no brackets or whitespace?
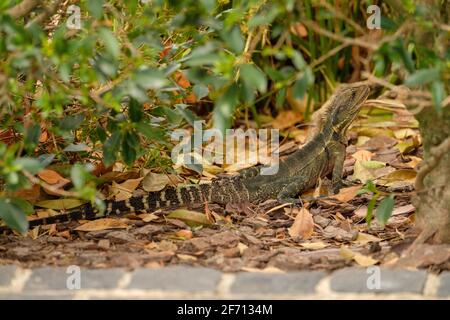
277,178,308,204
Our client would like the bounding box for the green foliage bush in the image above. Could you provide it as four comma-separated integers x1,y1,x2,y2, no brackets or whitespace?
0,0,447,232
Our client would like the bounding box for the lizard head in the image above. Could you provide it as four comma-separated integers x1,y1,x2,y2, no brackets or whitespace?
330,83,370,134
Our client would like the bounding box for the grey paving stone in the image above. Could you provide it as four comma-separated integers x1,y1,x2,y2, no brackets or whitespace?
330,267,427,294
79,268,125,289
231,271,325,295
437,272,450,297
0,265,17,287
24,267,125,291
24,267,72,291
127,266,221,293
0,293,74,300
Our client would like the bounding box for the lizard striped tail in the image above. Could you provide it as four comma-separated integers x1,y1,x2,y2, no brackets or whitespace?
0,183,215,232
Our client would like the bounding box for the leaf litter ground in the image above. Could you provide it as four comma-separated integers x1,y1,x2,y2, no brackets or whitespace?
1,105,449,273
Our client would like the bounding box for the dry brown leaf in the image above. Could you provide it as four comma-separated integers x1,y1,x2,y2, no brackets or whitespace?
12,184,41,202
351,150,374,161
288,207,314,239
404,156,422,169
331,185,362,202
111,177,143,201
291,22,308,37
354,232,382,245
376,169,416,187
353,253,378,267
176,254,197,262
340,246,378,266
157,240,178,252
299,241,329,250
38,169,66,184
142,173,170,192
43,177,71,196
393,128,417,139
75,218,129,232
35,199,87,210
237,242,248,255
176,229,193,239
167,209,212,227
137,213,159,222
391,204,415,216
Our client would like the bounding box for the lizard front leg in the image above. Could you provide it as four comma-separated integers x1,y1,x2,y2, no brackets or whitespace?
331,143,346,194
277,177,309,204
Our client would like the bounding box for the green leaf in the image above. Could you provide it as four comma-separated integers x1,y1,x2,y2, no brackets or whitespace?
70,164,86,189
64,143,90,152
405,68,440,87
99,28,120,58
276,87,286,108
13,157,43,174
60,114,85,130
292,75,308,100
365,193,379,227
103,131,121,166
24,124,40,154
128,98,143,122
121,132,139,166
193,84,209,99
431,81,445,113
248,6,280,29
134,68,169,90
239,64,267,94
136,123,166,142
213,84,239,135
175,104,199,126
0,199,29,234
222,25,244,54
376,195,395,227
10,198,34,215
87,0,104,19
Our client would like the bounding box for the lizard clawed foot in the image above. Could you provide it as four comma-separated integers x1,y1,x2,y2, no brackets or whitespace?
331,180,357,194
277,196,301,205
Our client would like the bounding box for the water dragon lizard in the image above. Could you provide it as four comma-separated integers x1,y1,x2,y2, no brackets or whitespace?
0,83,370,231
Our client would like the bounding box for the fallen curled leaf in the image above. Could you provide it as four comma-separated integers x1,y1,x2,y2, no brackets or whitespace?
323,225,358,241
376,169,416,187
156,240,178,252
353,252,378,267
175,229,193,239
75,218,129,231
12,184,41,202
176,254,197,262
391,204,415,216
137,213,159,223
35,199,87,210
331,185,362,202
288,207,314,240
404,156,422,169
237,242,248,255
340,246,378,267
351,150,374,161
38,169,67,184
291,22,308,37
299,241,329,250
393,128,417,139
354,232,382,245
142,173,170,192
111,177,143,201
167,209,212,227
